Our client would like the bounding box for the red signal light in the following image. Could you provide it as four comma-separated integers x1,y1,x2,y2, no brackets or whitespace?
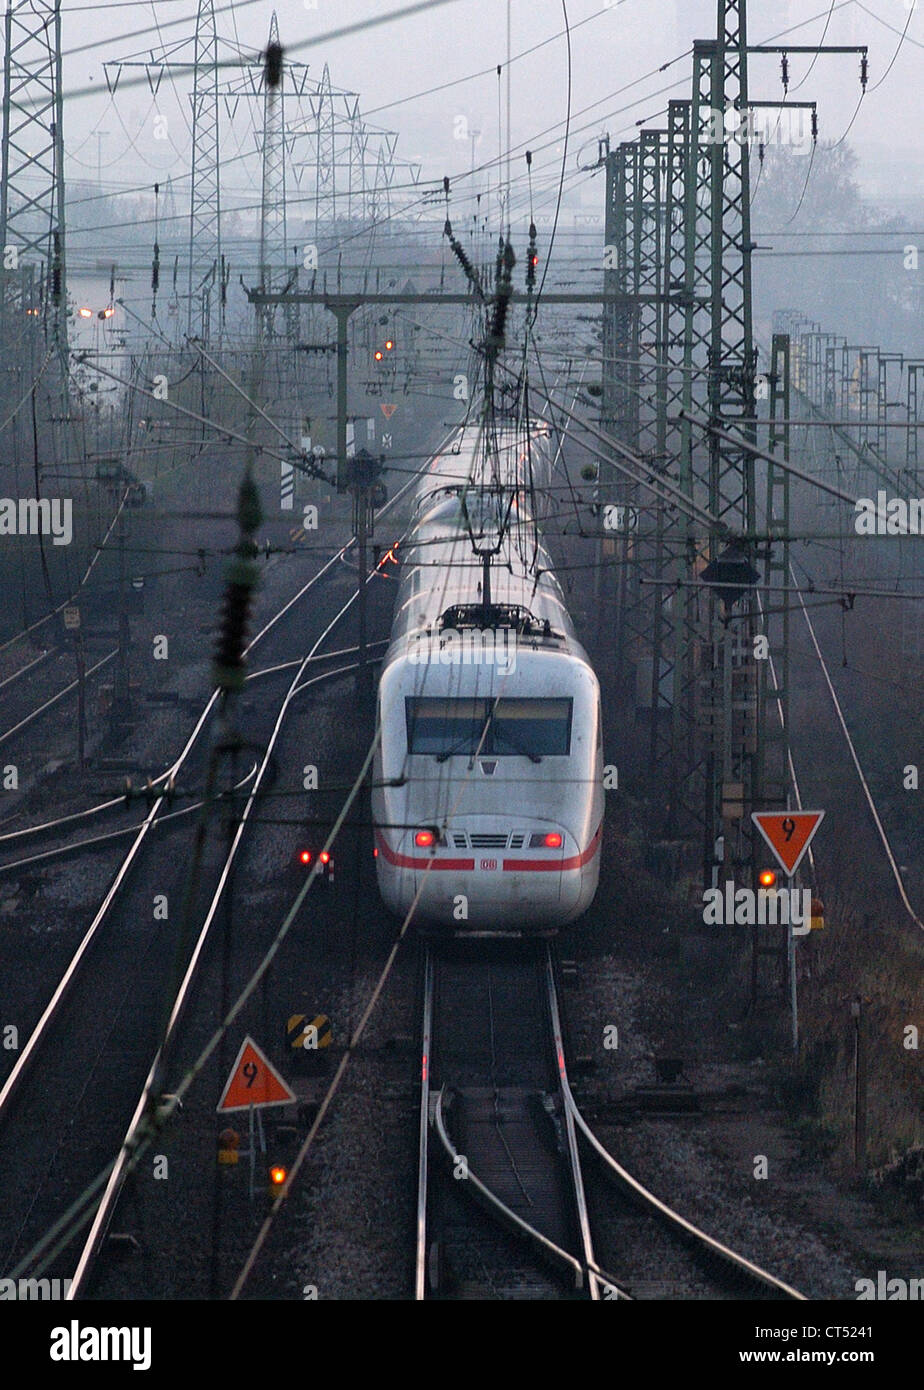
299,850,312,865
414,830,435,849
384,339,394,351
759,868,777,888
543,832,563,849
374,350,384,362
319,851,330,865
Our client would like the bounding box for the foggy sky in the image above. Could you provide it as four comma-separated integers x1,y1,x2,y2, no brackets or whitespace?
56,0,922,219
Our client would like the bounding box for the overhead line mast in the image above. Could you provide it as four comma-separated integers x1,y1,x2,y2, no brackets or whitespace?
601,0,868,903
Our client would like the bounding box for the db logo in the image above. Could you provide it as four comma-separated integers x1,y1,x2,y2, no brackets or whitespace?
480,858,498,871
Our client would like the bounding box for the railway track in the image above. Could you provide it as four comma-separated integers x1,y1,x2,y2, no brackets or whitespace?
0,449,433,1295
0,642,117,756
417,943,623,1300
416,942,806,1302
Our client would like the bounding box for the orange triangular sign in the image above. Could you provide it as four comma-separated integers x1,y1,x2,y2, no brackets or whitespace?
380,403,397,419
751,811,824,877
216,1035,296,1113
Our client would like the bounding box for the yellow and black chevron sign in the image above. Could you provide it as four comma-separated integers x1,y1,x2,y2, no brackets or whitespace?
287,1013,332,1051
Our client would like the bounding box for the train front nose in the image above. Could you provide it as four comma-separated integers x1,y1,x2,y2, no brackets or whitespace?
377,817,576,930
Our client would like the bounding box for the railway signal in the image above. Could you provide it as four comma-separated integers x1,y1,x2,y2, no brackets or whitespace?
216,1036,296,1113
217,1128,240,1166
298,847,334,881
751,811,825,878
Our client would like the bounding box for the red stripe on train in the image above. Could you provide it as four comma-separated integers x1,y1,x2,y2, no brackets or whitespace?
502,823,603,872
374,829,474,871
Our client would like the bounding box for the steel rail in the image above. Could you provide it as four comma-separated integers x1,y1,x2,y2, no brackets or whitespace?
0,647,54,693
543,948,601,1301
0,764,259,876
66,657,370,1297
0,650,118,748
3,661,366,1287
63,429,453,1295
559,1074,807,1300
431,1085,588,1293
0,436,434,1123
414,950,434,1301
0,643,391,851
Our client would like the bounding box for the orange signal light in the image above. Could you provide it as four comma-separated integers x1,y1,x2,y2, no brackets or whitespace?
269,1165,287,1185
759,869,777,888
384,339,394,351
78,307,93,318
374,350,384,361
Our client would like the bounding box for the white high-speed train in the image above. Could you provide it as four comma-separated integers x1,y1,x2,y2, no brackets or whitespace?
372,418,603,932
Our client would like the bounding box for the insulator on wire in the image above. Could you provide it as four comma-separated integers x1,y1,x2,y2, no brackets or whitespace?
488,241,515,347
811,110,818,143
781,53,789,93
212,572,254,692
860,54,868,91
212,474,263,694
526,222,538,290
236,471,263,538
265,41,283,89
758,142,765,168
442,219,484,301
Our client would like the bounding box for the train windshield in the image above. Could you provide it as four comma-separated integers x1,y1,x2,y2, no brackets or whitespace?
405,697,572,758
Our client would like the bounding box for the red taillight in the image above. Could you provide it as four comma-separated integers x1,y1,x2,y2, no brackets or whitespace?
320,851,330,865
373,847,378,858
415,830,435,849
299,850,312,865
544,832,563,849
